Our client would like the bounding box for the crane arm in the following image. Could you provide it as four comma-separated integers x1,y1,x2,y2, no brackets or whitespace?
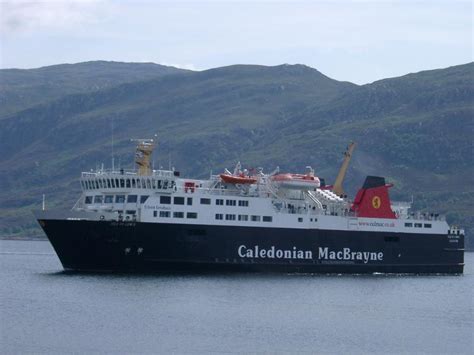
332,142,356,197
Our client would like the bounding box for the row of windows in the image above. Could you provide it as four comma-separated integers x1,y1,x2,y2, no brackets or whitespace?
157,196,251,207
159,196,192,205
85,195,149,204
215,214,272,222
153,211,198,219
82,178,175,191
215,199,249,207
404,222,432,228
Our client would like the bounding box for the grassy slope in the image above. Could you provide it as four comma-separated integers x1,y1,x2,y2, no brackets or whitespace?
0,61,188,118
0,61,472,249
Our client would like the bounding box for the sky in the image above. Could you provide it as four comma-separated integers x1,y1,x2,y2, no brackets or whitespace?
0,0,472,84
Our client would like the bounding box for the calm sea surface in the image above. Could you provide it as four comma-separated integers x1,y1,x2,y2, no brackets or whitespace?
1,240,472,354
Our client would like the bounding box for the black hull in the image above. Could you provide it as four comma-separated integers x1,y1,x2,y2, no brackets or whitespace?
37,219,464,274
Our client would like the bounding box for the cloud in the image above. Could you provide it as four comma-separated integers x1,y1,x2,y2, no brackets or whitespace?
0,0,106,35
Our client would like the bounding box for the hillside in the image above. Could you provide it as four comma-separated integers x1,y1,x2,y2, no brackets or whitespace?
0,61,188,118
0,61,472,249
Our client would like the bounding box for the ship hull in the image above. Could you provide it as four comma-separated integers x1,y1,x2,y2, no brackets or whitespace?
37,218,464,274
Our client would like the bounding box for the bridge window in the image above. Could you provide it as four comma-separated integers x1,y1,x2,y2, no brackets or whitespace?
132,179,136,188
84,196,92,204
146,179,151,189
107,179,111,188
104,195,113,204
95,180,99,189
262,216,272,222
115,195,125,203
163,180,168,189
152,179,156,189
126,179,131,188
160,196,171,204
94,195,103,204
140,195,149,204
127,195,137,203
187,212,198,219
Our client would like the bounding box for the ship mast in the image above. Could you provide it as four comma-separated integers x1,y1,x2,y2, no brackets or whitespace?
132,139,155,176
332,142,356,197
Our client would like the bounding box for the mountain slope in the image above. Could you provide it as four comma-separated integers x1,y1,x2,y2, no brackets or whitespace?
0,61,188,118
0,61,472,249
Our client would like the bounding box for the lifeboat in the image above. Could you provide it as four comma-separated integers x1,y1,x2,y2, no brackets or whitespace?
220,161,258,185
220,173,257,185
271,169,320,190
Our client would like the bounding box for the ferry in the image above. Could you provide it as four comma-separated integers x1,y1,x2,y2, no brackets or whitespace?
35,140,464,273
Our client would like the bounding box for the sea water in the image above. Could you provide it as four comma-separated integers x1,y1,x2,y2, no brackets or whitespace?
1,240,472,354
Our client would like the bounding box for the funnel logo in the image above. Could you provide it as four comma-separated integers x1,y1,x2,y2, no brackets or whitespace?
372,196,381,209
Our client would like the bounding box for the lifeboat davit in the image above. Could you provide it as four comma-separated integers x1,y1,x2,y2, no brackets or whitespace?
271,173,320,189
220,173,257,185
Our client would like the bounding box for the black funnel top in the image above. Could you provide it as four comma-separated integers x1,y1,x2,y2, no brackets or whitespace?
362,176,386,189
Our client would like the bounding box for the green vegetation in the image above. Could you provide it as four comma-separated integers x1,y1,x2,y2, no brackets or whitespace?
0,61,472,249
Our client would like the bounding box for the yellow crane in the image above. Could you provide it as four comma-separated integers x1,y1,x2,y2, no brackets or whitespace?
332,142,356,197
132,139,155,176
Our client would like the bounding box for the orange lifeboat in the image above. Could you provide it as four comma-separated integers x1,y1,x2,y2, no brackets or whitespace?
271,167,320,189
220,173,257,185
220,161,258,185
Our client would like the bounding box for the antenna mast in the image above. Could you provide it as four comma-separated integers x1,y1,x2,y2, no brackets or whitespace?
111,116,115,171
